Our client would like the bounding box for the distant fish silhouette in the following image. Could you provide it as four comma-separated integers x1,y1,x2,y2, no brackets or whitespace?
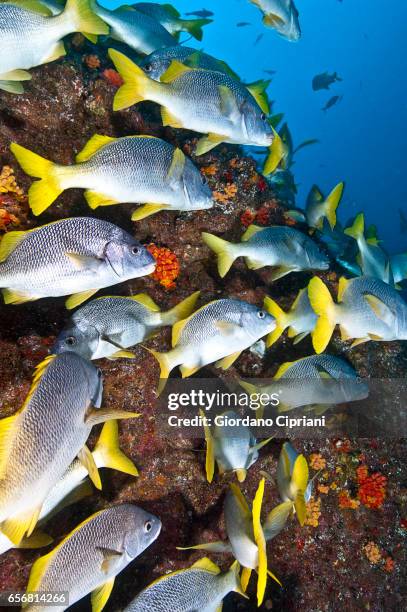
399,208,407,234
312,71,342,91
237,22,251,27
185,9,213,18
264,69,277,76
322,95,342,112
254,33,264,45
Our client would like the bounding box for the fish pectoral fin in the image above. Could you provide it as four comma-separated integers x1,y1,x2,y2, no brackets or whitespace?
269,266,293,281
65,289,99,310
215,320,241,336
65,253,103,271
351,337,370,348
91,577,115,612
215,350,242,370
161,106,184,128
131,203,168,221
85,408,141,427
368,333,384,341
84,191,119,210
98,547,123,573
0,69,31,82
245,257,264,271
2,288,35,305
292,331,309,344
263,13,286,27
108,350,136,360
77,445,102,490
1,505,42,545
235,468,247,482
176,540,232,553
218,85,240,121
179,364,200,378
195,134,225,156
339,325,352,341
364,294,393,322
167,147,186,186
42,41,66,65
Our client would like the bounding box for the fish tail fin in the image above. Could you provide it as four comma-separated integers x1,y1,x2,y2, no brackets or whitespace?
181,18,212,41
160,291,200,326
308,277,337,353
324,181,344,230
264,296,289,347
93,420,138,476
144,347,173,394
344,212,364,240
201,232,238,277
108,48,159,111
10,143,63,215
63,0,108,35
263,126,285,175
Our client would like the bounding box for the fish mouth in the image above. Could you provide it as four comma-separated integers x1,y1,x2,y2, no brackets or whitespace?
142,262,157,276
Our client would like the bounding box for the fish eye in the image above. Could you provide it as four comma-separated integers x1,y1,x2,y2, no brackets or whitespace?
261,112,267,121
131,246,140,255
65,336,76,346
257,310,266,319
201,175,207,185
144,520,152,533
144,63,152,72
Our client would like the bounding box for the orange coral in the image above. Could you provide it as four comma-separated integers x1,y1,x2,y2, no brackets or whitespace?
338,490,360,509
201,164,217,176
305,496,321,527
147,244,179,290
213,183,238,204
309,453,326,470
357,465,386,509
363,541,381,564
317,484,329,495
383,556,394,573
83,54,100,69
102,69,124,88
0,166,24,198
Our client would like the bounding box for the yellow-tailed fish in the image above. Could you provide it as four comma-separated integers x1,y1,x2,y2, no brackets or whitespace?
0,353,139,545
306,182,344,230
250,0,301,41
53,291,200,361
147,298,276,393
308,275,407,353
108,49,274,155
11,136,213,218
0,0,108,93
276,442,310,526
239,354,369,414
264,286,317,346
177,479,283,606
134,3,212,40
124,558,247,611
93,1,176,54
0,217,155,308
25,504,161,612
202,225,329,280
0,420,138,556
140,46,240,82
344,213,393,284
202,409,273,483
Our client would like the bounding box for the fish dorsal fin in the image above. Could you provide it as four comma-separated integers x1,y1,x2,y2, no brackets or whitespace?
290,288,307,312
192,557,220,574
0,230,27,262
364,294,393,321
21,355,56,411
337,277,349,302
162,3,180,18
218,85,240,120
130,293,160,312
26,549,53,593
230,483,251,518
200,409,215,483
241,224,263,242
252,478,268,606
274,360,294,380
171,316,190,347
167,147,185,184
9,0,52,16
76,135,116,163
246,79,270,114
161,60,192,83
77,445,102,490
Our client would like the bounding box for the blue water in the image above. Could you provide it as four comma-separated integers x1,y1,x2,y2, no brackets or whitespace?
104,0,407,253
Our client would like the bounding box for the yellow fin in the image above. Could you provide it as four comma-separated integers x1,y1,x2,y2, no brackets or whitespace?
364,294,391,320
269,265,293,281
252,478,267,607
2,506,42,545
131,203,167,220
236,468,247,483
292,454,309,492
94,421,138,477
230,483,251,518
241,567,252,592
195,133,224,155
0,230,28,262
109,350,136,360
144,347,172,394
191,557,220,574
264,126,285,175
85,190,119,209
264,296,288,347
200,409,215,483
9,0,52,16
274,360,294,380
19,354,57,414
65,289,98,310
130,293,160,311
294,490,307,527
167,147,185,181
267,568,283,587
337,276,349,302
0,414,18,472
161,106,184,128
78,445,102,490
202,232,236,278
344,212,364,240
215,350,242,370
241,224,263,241
179,364,200,378
340,325,351,341
263,12,286,27
0,69,32,81
351,337,370,348
160,60,192,83
308,277,337,353
2,288,34,305
324,181,344,230
64,0,108,35
26,549,53,594
91,578,115,612
160,291,200,326
0,80,25,94
17,529,53,550
171,317,189,347
246,79,270,114
42,41,66,64
109,48,155,110
76,135,116,163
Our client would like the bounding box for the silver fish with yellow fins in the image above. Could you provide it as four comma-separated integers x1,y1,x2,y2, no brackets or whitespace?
239,354,369,414
124,557,247,612
308,275,407,353
25,504,161,612
202,409,273,483
264,286,317,346
0,217,155,309
134,2,213,40
108,49,274,155
276,442,311,526
306,182,345,230
250,0,301,41
0,352,139,545
147,298,276,392
178,479,284,607
11,136,213,219
53,291,200,361
202,225,330,280
0,420,138,556
0,0,108,93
